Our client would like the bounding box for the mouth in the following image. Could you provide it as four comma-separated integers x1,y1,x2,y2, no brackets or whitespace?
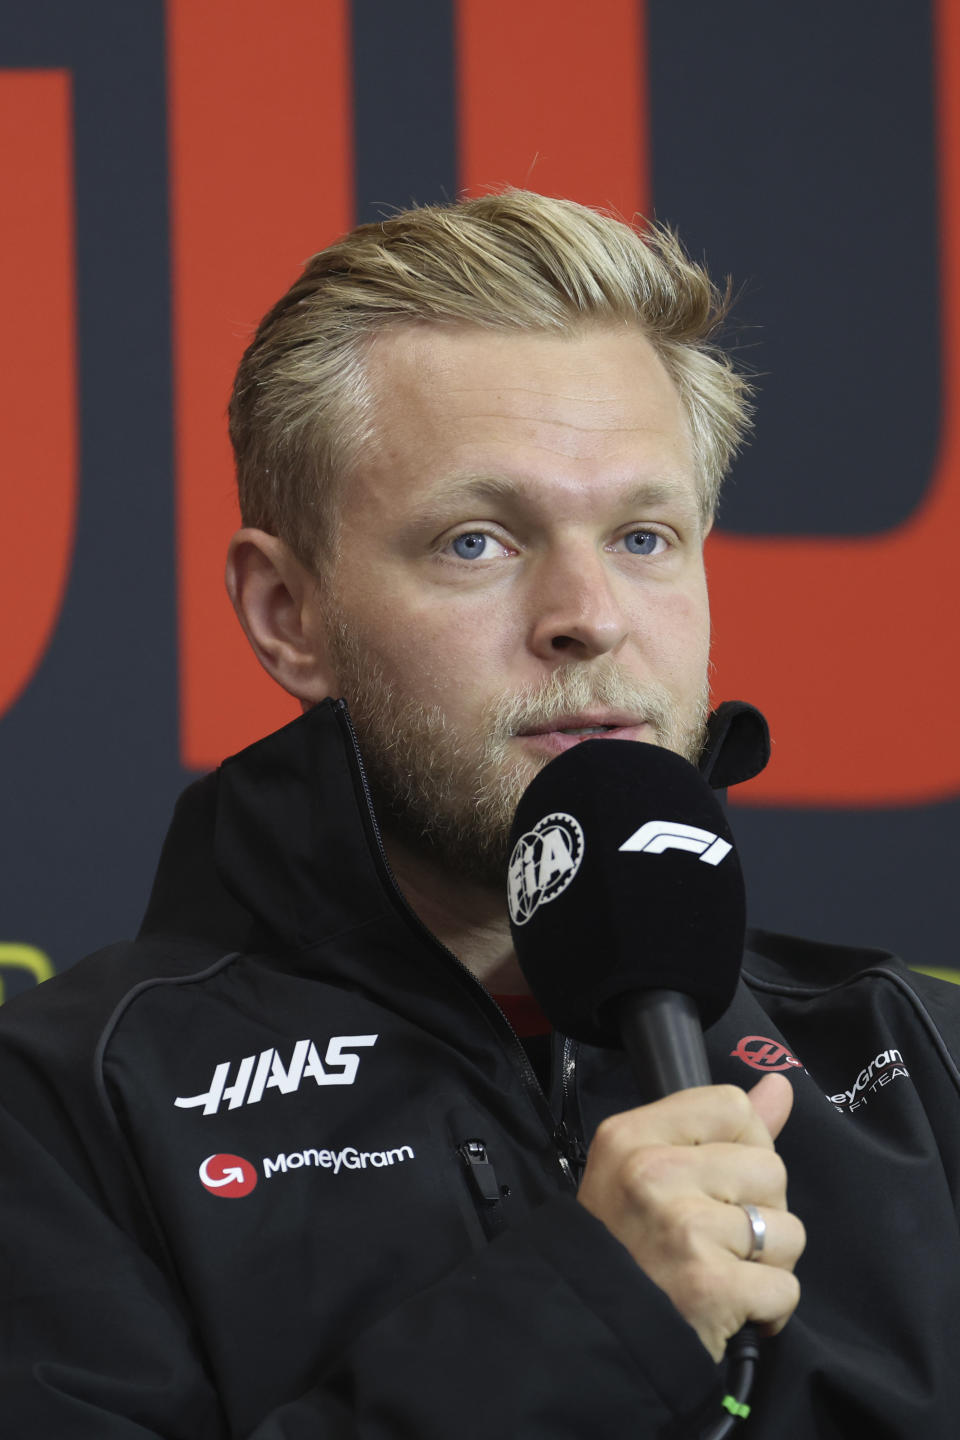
514,715,653,752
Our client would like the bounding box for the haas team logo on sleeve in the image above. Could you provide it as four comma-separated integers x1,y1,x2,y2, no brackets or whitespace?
731,1035,805,1073
508,812,584,925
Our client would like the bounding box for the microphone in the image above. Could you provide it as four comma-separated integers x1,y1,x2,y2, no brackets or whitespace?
506,739,759,1437
506,738,745,1100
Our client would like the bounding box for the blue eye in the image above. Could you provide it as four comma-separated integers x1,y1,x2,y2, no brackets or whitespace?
623,530,660,556
452,532,488,559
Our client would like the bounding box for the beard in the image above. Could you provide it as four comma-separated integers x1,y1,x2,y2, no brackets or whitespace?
326,615,710,888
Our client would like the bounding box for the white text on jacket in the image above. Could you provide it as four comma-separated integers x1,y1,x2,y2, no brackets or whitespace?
174,1036,379,1116
263,1144,415,1178
827,1048,909,1111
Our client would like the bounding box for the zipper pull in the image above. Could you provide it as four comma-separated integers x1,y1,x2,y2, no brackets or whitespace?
458,1139,502,1206
553,1122,587,1187
458,1138,509,1239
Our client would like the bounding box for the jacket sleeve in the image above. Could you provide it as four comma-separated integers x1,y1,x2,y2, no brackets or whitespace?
0,1102,720,1439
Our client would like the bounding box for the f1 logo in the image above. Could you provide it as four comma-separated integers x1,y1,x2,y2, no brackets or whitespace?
619,821,732,866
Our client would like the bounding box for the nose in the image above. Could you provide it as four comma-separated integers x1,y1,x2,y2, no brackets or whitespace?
527,547,629,661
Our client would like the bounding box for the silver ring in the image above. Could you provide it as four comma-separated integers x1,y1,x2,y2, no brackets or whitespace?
741,1204,766,1261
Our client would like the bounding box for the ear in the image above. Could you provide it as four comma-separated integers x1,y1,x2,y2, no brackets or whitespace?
225,529,339,704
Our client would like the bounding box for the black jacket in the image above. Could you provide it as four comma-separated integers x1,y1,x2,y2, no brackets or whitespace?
2,700,960,1438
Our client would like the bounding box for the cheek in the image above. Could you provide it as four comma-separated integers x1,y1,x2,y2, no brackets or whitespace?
349,593,515,708
640,586,711,686
416,620,515,708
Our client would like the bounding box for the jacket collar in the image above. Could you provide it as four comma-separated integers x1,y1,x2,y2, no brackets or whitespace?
139,700,396,951
139,696,771,954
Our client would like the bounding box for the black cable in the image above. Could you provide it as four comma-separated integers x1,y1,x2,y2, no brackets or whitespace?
701,1323,761,1439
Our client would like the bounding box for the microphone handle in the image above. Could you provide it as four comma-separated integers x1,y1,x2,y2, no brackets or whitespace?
618,989,712,1101
616,988,760,1438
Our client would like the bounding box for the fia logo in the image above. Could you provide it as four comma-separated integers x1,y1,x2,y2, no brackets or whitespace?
508,812,584,926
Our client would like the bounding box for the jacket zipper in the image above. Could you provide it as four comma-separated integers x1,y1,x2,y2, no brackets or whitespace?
554,1037,587,1185
334,700,582,1191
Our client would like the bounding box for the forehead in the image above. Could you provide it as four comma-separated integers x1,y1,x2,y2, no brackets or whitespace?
347,323,698,522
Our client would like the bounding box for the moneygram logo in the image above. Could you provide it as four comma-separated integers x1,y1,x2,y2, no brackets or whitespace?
197,1142,416,1197
264,1143,415,1178
828,1048,909,1112
199,1153,258,1198
730,1035,804,1073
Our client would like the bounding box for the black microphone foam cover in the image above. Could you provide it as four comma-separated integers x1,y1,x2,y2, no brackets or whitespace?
506,739,745,1047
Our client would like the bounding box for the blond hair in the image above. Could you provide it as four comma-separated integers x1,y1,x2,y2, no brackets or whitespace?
229,190,752,568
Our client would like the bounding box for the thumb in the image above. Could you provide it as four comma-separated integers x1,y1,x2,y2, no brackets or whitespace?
747,1071,795,1141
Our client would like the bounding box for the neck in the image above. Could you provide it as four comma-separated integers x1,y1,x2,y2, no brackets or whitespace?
383,834,527,995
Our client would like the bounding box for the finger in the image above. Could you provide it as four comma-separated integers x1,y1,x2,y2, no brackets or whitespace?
620,1141,790,1212
602,1084,777,1153
721,1256,802,1335
725,1203,806,1270
667,1248,802,1359
747,1072,795,1142
642,1193,804,1271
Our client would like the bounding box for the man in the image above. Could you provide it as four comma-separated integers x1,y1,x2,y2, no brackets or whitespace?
1,191,958,1437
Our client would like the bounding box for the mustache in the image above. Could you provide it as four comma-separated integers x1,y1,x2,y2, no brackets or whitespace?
482,663,685,745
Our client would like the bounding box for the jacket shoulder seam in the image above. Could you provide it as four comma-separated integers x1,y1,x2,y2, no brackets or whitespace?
92,950,244,1122
89,952,244,1274
746,965,960,1098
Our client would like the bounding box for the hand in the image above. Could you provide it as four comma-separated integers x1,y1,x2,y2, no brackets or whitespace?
576,1074,805,1361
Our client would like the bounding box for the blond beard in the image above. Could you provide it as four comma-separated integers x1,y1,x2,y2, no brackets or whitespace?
327,619,710,885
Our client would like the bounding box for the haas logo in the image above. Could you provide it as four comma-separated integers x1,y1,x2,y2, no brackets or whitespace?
199,1153,258,1198
175,1035,378,1116
731,1035,804,1073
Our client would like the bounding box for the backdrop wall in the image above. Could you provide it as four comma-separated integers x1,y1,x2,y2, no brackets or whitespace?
1,0,957,1000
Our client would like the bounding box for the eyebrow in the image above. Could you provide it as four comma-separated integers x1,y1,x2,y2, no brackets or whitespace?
407,473,701,526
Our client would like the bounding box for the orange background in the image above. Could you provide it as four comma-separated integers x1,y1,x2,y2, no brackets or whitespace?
0,0,955,978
